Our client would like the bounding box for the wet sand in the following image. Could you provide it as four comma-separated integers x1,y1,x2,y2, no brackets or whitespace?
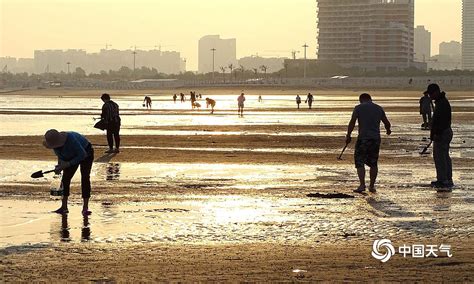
2,242,473,282
1,88,473,281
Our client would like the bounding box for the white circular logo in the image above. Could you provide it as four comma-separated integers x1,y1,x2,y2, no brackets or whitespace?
372,239,395,263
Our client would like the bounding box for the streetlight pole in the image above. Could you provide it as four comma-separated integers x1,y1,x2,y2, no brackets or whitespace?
211,48,216,82
132,46,137,72
66,62,71,74
302,43,308,79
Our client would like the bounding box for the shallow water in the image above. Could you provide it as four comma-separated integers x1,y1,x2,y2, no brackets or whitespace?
1,160,473,247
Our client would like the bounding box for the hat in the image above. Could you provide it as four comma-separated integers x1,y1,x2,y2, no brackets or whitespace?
424,83,440,95
43,129,67,149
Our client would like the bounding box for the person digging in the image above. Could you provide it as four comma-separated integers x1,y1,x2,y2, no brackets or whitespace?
43,129,94,216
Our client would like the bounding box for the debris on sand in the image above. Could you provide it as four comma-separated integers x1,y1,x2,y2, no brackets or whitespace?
306,193,355,199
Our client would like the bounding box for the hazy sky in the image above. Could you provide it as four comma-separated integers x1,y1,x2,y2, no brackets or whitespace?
0,0,462,71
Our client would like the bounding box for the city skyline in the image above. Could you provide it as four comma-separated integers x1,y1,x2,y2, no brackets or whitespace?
0,0,463,71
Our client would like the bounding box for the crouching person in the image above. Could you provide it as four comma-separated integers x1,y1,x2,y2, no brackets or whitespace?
43,129,94,215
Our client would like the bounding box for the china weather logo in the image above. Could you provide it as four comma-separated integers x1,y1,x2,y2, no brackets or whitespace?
372,239,395,263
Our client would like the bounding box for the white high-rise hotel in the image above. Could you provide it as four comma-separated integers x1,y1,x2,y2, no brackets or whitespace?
462,0,474,70
317,0,416,72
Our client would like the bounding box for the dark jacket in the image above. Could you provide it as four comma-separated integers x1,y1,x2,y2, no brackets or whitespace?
431,93,451,140
101,100,121,124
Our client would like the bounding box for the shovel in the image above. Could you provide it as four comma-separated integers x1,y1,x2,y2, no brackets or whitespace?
31,169,56,178
419,141,432,155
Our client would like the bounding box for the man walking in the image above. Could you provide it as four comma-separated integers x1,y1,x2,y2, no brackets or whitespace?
305,93,314,109
296,95,302,109
419,91,434,129
426,84,453,190
346,93,391,193
101,93,121,153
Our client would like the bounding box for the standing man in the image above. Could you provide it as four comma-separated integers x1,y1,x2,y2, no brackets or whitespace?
43,129,94,216
419,91,434,129
237,92,246,117
190,91,196,106
346,93,391,193
101,93,121,153
425,84,453,189
296,95,302,109
173,94,178,103
305,93,314,109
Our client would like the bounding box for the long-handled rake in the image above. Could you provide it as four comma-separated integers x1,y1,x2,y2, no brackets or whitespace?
337,143,349,160
419,141,432,155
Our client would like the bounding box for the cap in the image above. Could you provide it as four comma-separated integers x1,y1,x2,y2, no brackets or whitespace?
424,83,440,95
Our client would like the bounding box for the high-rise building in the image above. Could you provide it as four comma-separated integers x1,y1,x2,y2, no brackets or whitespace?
462,0,474,70
317,0,416,72
198,35,237,74
439,41,462,58
414,25,431,62
429,41,462,71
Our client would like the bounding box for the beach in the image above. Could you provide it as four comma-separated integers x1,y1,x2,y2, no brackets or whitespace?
1,88,473,281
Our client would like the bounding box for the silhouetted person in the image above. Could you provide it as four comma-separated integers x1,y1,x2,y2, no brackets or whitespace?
426,84,453,190
206,98,216,114
296,95,302,109
143,96,152,109
180,93,185,102
346,93,391,193
173,94,177,103
101,93,121,153
305,93,314,109
238,93,246,116
419,91,434,129
258,95,263,102
43,129,94,216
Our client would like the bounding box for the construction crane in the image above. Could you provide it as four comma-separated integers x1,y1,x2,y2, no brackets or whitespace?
263,50,300,59
2,65,7,73
152,44,175,52
88,43,113,50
